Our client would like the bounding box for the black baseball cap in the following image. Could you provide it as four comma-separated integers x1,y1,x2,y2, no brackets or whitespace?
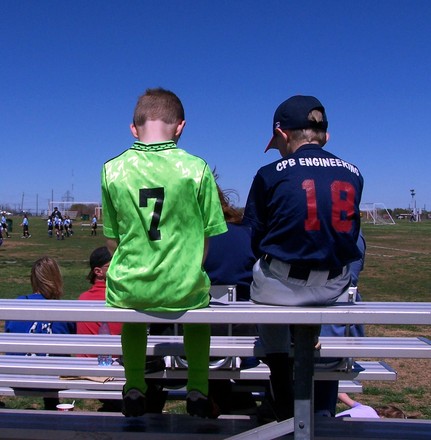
265,95,328,152
89,246,111,271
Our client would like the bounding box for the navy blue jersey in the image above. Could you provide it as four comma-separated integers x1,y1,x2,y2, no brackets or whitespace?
204,222,256,301
244,144,363,269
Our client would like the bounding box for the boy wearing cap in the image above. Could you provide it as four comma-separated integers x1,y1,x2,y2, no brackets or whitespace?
77,246,122,412
244,95,363,420
102,88,227,418
77,246,122,336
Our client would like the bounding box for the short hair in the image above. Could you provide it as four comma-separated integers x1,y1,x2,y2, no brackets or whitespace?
289,109,327,146
30,256,64,300
133,88,185,127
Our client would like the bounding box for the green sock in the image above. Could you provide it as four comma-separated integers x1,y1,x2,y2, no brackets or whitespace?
121,322,148,394
183,323,210,395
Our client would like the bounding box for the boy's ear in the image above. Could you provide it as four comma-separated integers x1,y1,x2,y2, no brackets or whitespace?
175,120,186,138
130,123,139,139
93,266,103,278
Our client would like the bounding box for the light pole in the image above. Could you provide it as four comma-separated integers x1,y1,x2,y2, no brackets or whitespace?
410,189,416,221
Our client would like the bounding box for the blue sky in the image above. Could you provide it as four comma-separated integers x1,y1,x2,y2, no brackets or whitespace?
1,0,430,213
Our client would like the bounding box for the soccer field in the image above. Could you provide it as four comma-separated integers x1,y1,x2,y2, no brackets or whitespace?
0,216,106,299
359,220,431,301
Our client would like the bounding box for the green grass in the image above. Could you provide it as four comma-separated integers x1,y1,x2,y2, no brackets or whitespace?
1,216,431,417
0,216,105,299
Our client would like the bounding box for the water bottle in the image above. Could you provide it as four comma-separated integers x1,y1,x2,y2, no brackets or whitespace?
98,322,113,366
348,286,358,303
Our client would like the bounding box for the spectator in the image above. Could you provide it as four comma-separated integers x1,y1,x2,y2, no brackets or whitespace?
77,247,123,412
77,246,122,337
101,87,227,418
5,256,76,410
204,184,258,414
244,95,363,421
204,184,256,302
336,393,407,419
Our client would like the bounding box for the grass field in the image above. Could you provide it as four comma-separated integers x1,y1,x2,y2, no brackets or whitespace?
0,216,430,416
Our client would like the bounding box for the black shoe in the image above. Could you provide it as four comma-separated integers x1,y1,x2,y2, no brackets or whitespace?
122,387,146,417
186,390,220,419
145,383,168,413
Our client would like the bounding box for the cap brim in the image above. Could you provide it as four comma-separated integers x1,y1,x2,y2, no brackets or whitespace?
264,135,276,153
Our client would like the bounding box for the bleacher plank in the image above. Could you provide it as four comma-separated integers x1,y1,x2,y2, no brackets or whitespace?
0,409,259,439
1,299,431,326
0,356,395,381
0,358,395,401
0,333,429,358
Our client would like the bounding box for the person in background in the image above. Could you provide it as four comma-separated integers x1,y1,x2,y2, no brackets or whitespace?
77,247,122,337
1,212,10,238
47,216,54,238
64,215,73,237
204,184,256,302
101,87,227,418
51,206,62,219
21,214,31,238
77,247,123,412
5,256,76,410
203,183,258,414
91,215,98,236
336,392,407,419
54,215,65,240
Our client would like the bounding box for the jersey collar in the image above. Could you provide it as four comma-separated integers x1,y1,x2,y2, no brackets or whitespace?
132,141,177,152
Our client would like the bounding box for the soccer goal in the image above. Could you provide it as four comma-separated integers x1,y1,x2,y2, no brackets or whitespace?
360,202,395,225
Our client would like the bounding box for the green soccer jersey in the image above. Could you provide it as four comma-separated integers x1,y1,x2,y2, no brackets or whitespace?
102,141,227,312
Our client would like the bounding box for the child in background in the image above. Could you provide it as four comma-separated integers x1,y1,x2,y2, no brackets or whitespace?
21,214,31,238
336,393,407,419
5,256,76,410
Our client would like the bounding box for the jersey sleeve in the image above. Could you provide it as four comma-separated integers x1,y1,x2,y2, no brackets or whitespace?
101,164,119,239
244,172,269,230
198,164,227,238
